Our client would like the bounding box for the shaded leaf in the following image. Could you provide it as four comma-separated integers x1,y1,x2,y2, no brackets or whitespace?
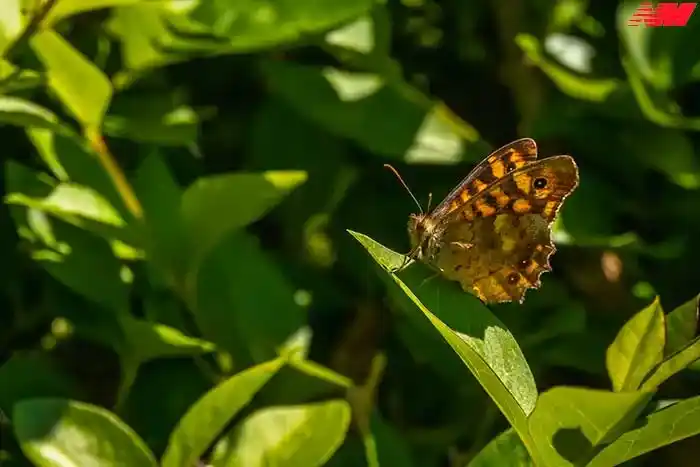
665,294,700,355
193,231,305,365
468,428,533,467
528,387,653,466
641,335,700,390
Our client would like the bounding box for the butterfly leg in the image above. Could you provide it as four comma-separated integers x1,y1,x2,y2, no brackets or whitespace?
450,241,474,251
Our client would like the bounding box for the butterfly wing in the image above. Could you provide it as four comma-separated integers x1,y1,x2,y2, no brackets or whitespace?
432,155,579,304
430,138,539,219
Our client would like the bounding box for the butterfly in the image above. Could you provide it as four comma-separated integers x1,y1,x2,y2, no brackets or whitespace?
389,138,579,304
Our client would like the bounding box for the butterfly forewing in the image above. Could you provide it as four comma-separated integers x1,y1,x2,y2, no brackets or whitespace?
431,138,539,219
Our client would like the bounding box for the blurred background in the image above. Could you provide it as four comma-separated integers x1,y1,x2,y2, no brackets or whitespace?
1,0,700,465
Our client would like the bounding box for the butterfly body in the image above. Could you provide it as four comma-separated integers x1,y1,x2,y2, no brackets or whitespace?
404,139,579,304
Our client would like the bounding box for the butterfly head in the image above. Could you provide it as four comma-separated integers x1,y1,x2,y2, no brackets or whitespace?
407,213,438,260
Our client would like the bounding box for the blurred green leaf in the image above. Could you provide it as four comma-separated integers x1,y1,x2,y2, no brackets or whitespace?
182,170,307,272
118,314,216,363
5,172,129,314
161,357,286,467
369,415,415,467
528,387,653,466
348,230,541,462
216,400,351,467
45,0,142,25
13,398,157,467
6,183,125,228
0,0,21,55
589,395,700,466
516,34,620,102
193,231,306,364
665,294,699,356
0,96,64,131
104,91,202,146
0,355,78,415
25,128,133,225
606,297,665,392
30,29,113,129
621,128,700,190
108,0,375,72
262,60,487,163
468,428,533,467
132,152,187,286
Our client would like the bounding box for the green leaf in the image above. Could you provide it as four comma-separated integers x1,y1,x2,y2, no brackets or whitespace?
641,335,700,390
181,170,307,270
193,231,306,365
620,128,700,190
262,60,487,163
665,294,700,356
13,398,157,467
5,186,129,313
25,129,133,224
118,314,216,363
45,0,142,25
348,230,541,462
606,297,665,392
0,0,21,55
217,400,351,467
589,395,700,466
528,387,653,466
161,357,286,467
369,415,415,467
131,152,187,285
468,428,533,467
104,91,202,146
108,0,375,72
516,34,620,102
0,96,64,131
0,355,77,415
182,0,375,52
6,183,126,228
30,29,113,129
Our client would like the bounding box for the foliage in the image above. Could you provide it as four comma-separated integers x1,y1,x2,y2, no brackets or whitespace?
1,0,700,466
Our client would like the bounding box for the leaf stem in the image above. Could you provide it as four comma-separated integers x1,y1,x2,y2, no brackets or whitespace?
85,128,144,220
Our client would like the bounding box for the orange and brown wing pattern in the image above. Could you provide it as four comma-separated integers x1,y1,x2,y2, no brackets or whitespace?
448,155,579,224
433,138,539,218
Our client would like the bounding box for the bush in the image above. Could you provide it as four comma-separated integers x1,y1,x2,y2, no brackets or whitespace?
1,1,700,466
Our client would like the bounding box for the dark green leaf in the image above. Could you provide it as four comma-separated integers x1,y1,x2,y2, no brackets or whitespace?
666,294,700,356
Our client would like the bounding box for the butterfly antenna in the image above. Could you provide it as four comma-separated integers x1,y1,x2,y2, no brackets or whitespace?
384,164,423,214
426,192,433,213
